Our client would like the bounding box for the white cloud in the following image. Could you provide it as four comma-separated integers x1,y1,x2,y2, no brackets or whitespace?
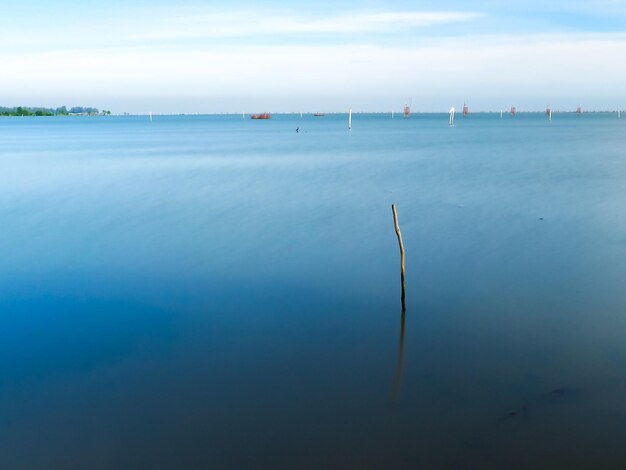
0,9,483,53
1,33,625,112
129,11,484,40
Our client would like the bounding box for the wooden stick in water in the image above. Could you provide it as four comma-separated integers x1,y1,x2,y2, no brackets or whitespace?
391,204,406,312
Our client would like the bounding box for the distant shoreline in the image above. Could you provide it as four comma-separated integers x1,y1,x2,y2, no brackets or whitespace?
0,106,111,117
1,110,624,117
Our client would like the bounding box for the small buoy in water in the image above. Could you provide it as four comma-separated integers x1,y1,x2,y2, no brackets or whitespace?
539,218,544,220
296,127,299,133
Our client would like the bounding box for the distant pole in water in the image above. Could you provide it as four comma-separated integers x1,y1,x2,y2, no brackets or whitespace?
149,112,153,122
449,107,456,126
500,110,503,119
391,205,406,312
242,112,245,119
348,108,352,130
392,110,394,119
300,111,303,119
618,110,621,119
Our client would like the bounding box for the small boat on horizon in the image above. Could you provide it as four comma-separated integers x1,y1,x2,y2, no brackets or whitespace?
510,106,517,116
403,104,410,118
313,113,325,117
463,102,469,117
250,113,271,120
576,106,582,115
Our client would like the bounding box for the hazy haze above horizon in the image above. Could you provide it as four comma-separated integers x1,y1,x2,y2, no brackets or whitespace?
1,0,625,113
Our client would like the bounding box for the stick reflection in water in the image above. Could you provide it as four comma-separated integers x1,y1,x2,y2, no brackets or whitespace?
392,309,407,402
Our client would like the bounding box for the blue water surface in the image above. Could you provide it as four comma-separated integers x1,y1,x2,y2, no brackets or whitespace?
1,112,626,468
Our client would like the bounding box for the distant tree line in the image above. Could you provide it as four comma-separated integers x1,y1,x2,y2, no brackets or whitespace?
0,106,111,116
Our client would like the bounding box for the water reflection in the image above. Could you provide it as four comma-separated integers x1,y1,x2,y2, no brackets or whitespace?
391,309,407,403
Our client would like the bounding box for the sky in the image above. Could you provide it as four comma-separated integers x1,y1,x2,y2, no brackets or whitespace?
1,0,625,113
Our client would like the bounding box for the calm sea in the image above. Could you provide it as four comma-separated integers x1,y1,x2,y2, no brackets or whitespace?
1,113,625,468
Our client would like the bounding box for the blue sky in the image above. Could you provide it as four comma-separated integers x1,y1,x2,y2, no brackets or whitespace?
1,0,625,112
